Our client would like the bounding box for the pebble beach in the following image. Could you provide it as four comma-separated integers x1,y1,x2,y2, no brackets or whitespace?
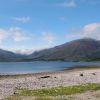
0,68,100,99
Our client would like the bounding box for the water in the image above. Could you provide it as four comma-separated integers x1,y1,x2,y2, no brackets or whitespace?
0,61,100,74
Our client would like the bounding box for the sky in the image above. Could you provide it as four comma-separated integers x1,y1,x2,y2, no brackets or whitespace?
0,0,100,54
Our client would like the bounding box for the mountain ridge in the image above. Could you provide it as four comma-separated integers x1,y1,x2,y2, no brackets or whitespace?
27,38,100,61
0,38,100,62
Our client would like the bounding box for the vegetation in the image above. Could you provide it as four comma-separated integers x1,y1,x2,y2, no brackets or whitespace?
4,83,100,100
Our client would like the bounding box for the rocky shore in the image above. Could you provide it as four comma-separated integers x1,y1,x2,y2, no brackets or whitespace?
0,68,100,99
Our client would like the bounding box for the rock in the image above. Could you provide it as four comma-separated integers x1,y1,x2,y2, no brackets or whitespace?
42,85,45,87
80,73,83,76
92,73,96,75
40,76,50,79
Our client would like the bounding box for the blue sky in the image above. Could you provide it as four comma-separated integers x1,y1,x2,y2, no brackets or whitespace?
0,0,100,54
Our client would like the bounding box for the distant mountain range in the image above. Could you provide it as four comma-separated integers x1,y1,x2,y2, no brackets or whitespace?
0,49,26,62
1,38,100,62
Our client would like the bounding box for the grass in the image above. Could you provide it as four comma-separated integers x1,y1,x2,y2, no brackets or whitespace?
4,83,100,100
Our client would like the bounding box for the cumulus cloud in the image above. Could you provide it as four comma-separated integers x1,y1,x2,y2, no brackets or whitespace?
9,27,30,41
83,23,100,33
13,16,30,23
66,23,100,41
83,23,100,39
57,0,76,8
15,49,34,55
10,47,34,55
0,27,31,43
42,32,55,43
0,29,8,43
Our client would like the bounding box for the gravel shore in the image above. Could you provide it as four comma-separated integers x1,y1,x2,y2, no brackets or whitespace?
0,68,100,99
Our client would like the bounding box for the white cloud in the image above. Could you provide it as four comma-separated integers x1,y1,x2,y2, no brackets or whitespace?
42,32,55,43
9,27,30,41
66,22,100,41
0,29,8,43
83,23,100,33
57,0,76,8
7,44,55,54
10,47,34,55
83,23,100,39
15,49,34,55
0,27,31,43
13,16,30,23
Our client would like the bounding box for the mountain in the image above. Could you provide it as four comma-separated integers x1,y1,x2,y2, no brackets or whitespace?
0,49,26,62
0,38,100,62
27,38,100,61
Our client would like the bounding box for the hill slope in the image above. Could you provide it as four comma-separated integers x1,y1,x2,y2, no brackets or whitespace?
0,38,100,62
0,49,26,62
28,38,100,61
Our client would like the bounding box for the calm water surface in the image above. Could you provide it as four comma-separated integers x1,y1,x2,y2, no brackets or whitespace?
0,61,100,74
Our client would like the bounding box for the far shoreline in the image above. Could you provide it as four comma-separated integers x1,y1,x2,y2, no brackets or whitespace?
0,65,100,79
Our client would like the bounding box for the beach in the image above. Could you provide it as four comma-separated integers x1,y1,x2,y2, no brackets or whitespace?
1,67,100,99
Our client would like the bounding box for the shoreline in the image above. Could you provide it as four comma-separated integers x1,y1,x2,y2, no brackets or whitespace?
0,65,100,79
0,66,100,99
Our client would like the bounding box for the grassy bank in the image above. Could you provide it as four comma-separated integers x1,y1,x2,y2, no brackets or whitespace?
4,83,100,100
